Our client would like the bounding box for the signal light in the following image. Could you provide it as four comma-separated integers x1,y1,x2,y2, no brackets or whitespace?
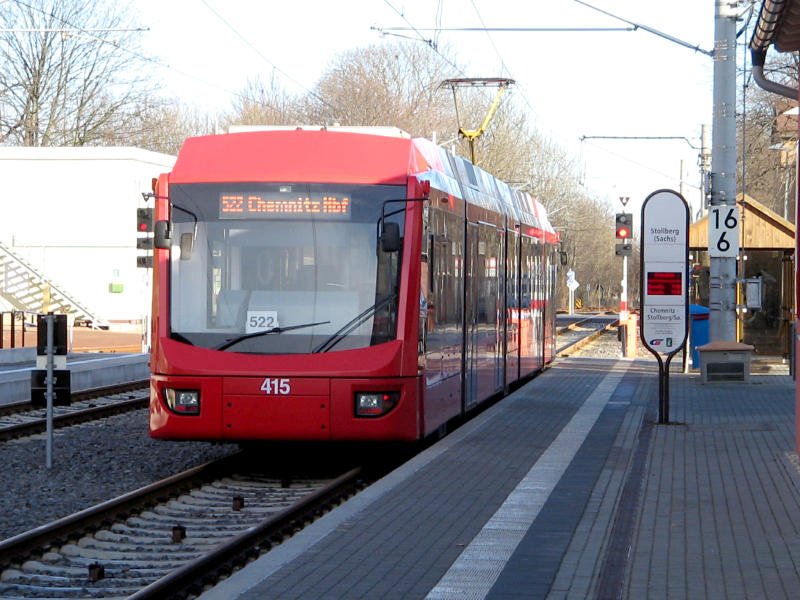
137,207,153,233
615,213,633,239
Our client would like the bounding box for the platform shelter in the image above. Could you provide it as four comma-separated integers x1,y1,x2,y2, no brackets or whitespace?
689,193,795,356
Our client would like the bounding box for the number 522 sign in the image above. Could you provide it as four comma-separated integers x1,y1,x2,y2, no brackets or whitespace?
708,206,740,257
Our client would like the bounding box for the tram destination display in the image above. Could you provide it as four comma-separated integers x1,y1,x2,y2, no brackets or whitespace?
219,192,351,219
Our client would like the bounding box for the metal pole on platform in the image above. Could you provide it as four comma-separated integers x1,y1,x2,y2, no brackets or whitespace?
46,313,54,469
709,0,739,342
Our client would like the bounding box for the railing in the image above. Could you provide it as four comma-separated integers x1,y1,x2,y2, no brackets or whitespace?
0,310,38,349
0,241,102,327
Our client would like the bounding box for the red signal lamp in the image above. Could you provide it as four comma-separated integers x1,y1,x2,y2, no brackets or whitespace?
615,213,632,239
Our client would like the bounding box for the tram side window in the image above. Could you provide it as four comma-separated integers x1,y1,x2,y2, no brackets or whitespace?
172,222,213,332
507,231,519,312
520,237,535,309
426,208,463,355
477,223,502,326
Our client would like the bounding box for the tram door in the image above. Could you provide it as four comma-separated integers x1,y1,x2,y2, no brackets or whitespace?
464,222,480,411
543,245,558,363
464,221,504,412
505,229,521,388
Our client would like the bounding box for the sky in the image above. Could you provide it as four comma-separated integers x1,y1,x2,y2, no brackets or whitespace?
130,0,731,219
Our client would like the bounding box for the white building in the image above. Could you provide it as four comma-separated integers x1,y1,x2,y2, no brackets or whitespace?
0,147,176,331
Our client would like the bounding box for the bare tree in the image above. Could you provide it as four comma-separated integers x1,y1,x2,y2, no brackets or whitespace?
559,196,623,308
0,0,152,146
107,97,216,155
297,41,459,138
223,74,303,129
738,54,798,222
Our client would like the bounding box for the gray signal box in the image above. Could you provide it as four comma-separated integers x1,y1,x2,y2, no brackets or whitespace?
615,242,632,257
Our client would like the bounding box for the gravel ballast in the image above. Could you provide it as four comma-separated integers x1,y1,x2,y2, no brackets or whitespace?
0,410,236,540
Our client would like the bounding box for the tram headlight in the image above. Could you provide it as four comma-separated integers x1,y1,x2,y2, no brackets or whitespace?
164,389,200,415
355,391,399,417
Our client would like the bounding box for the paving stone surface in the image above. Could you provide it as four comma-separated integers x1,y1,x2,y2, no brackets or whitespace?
201,357,800,600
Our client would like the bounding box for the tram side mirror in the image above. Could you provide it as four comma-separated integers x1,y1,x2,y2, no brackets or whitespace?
154,220,171,249
381,222,401,253
559,251,568,267
179,232,194,260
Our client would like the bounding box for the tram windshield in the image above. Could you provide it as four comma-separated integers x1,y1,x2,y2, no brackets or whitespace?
166,183,404,354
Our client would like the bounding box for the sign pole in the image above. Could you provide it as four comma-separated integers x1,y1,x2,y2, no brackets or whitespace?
566,270,579,315
45,313,54,469
640,190,690,424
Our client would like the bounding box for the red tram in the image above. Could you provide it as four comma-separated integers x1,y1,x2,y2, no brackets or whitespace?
147,127,560,442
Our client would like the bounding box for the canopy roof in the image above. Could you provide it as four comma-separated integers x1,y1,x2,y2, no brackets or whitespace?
690,194,795,251
752,0,800,53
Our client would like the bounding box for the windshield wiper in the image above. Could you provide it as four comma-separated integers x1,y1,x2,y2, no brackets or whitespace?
215,320,331,351
171,332,195,346
313,293,397,353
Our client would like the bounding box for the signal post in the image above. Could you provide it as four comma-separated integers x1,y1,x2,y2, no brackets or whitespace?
615,199,634,356
615,207,633,319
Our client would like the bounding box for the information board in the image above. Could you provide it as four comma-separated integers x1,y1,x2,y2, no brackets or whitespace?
640,189,689,425
640,190,689,356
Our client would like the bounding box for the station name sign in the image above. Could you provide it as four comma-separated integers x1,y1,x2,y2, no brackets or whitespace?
640,190,689,356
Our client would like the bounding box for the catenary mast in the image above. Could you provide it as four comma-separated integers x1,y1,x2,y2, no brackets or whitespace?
708,0,739,341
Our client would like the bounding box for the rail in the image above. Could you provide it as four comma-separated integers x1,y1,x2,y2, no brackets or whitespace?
0,456,365,599
556,317,619,356
0,454,244,569
129,467,364,599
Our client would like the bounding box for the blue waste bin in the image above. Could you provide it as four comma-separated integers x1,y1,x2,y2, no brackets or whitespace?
689,304,710,368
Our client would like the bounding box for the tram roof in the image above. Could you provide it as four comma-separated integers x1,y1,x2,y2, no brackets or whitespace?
170,128,558,243
410,137,558,242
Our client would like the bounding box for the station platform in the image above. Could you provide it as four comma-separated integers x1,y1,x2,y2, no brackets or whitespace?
0,352,149,405
0,327,149,404
200,356,799,600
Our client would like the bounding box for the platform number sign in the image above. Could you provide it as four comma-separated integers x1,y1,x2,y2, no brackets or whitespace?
708,206,739,258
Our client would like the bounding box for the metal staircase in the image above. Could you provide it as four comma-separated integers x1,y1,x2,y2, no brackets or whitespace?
0,241,104,327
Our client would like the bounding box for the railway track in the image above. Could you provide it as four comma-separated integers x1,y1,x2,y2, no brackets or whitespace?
0,380,149,442
556,315,619,356
0,452,366,599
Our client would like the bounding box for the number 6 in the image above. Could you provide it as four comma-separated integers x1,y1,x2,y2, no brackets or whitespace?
717,232,730,252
